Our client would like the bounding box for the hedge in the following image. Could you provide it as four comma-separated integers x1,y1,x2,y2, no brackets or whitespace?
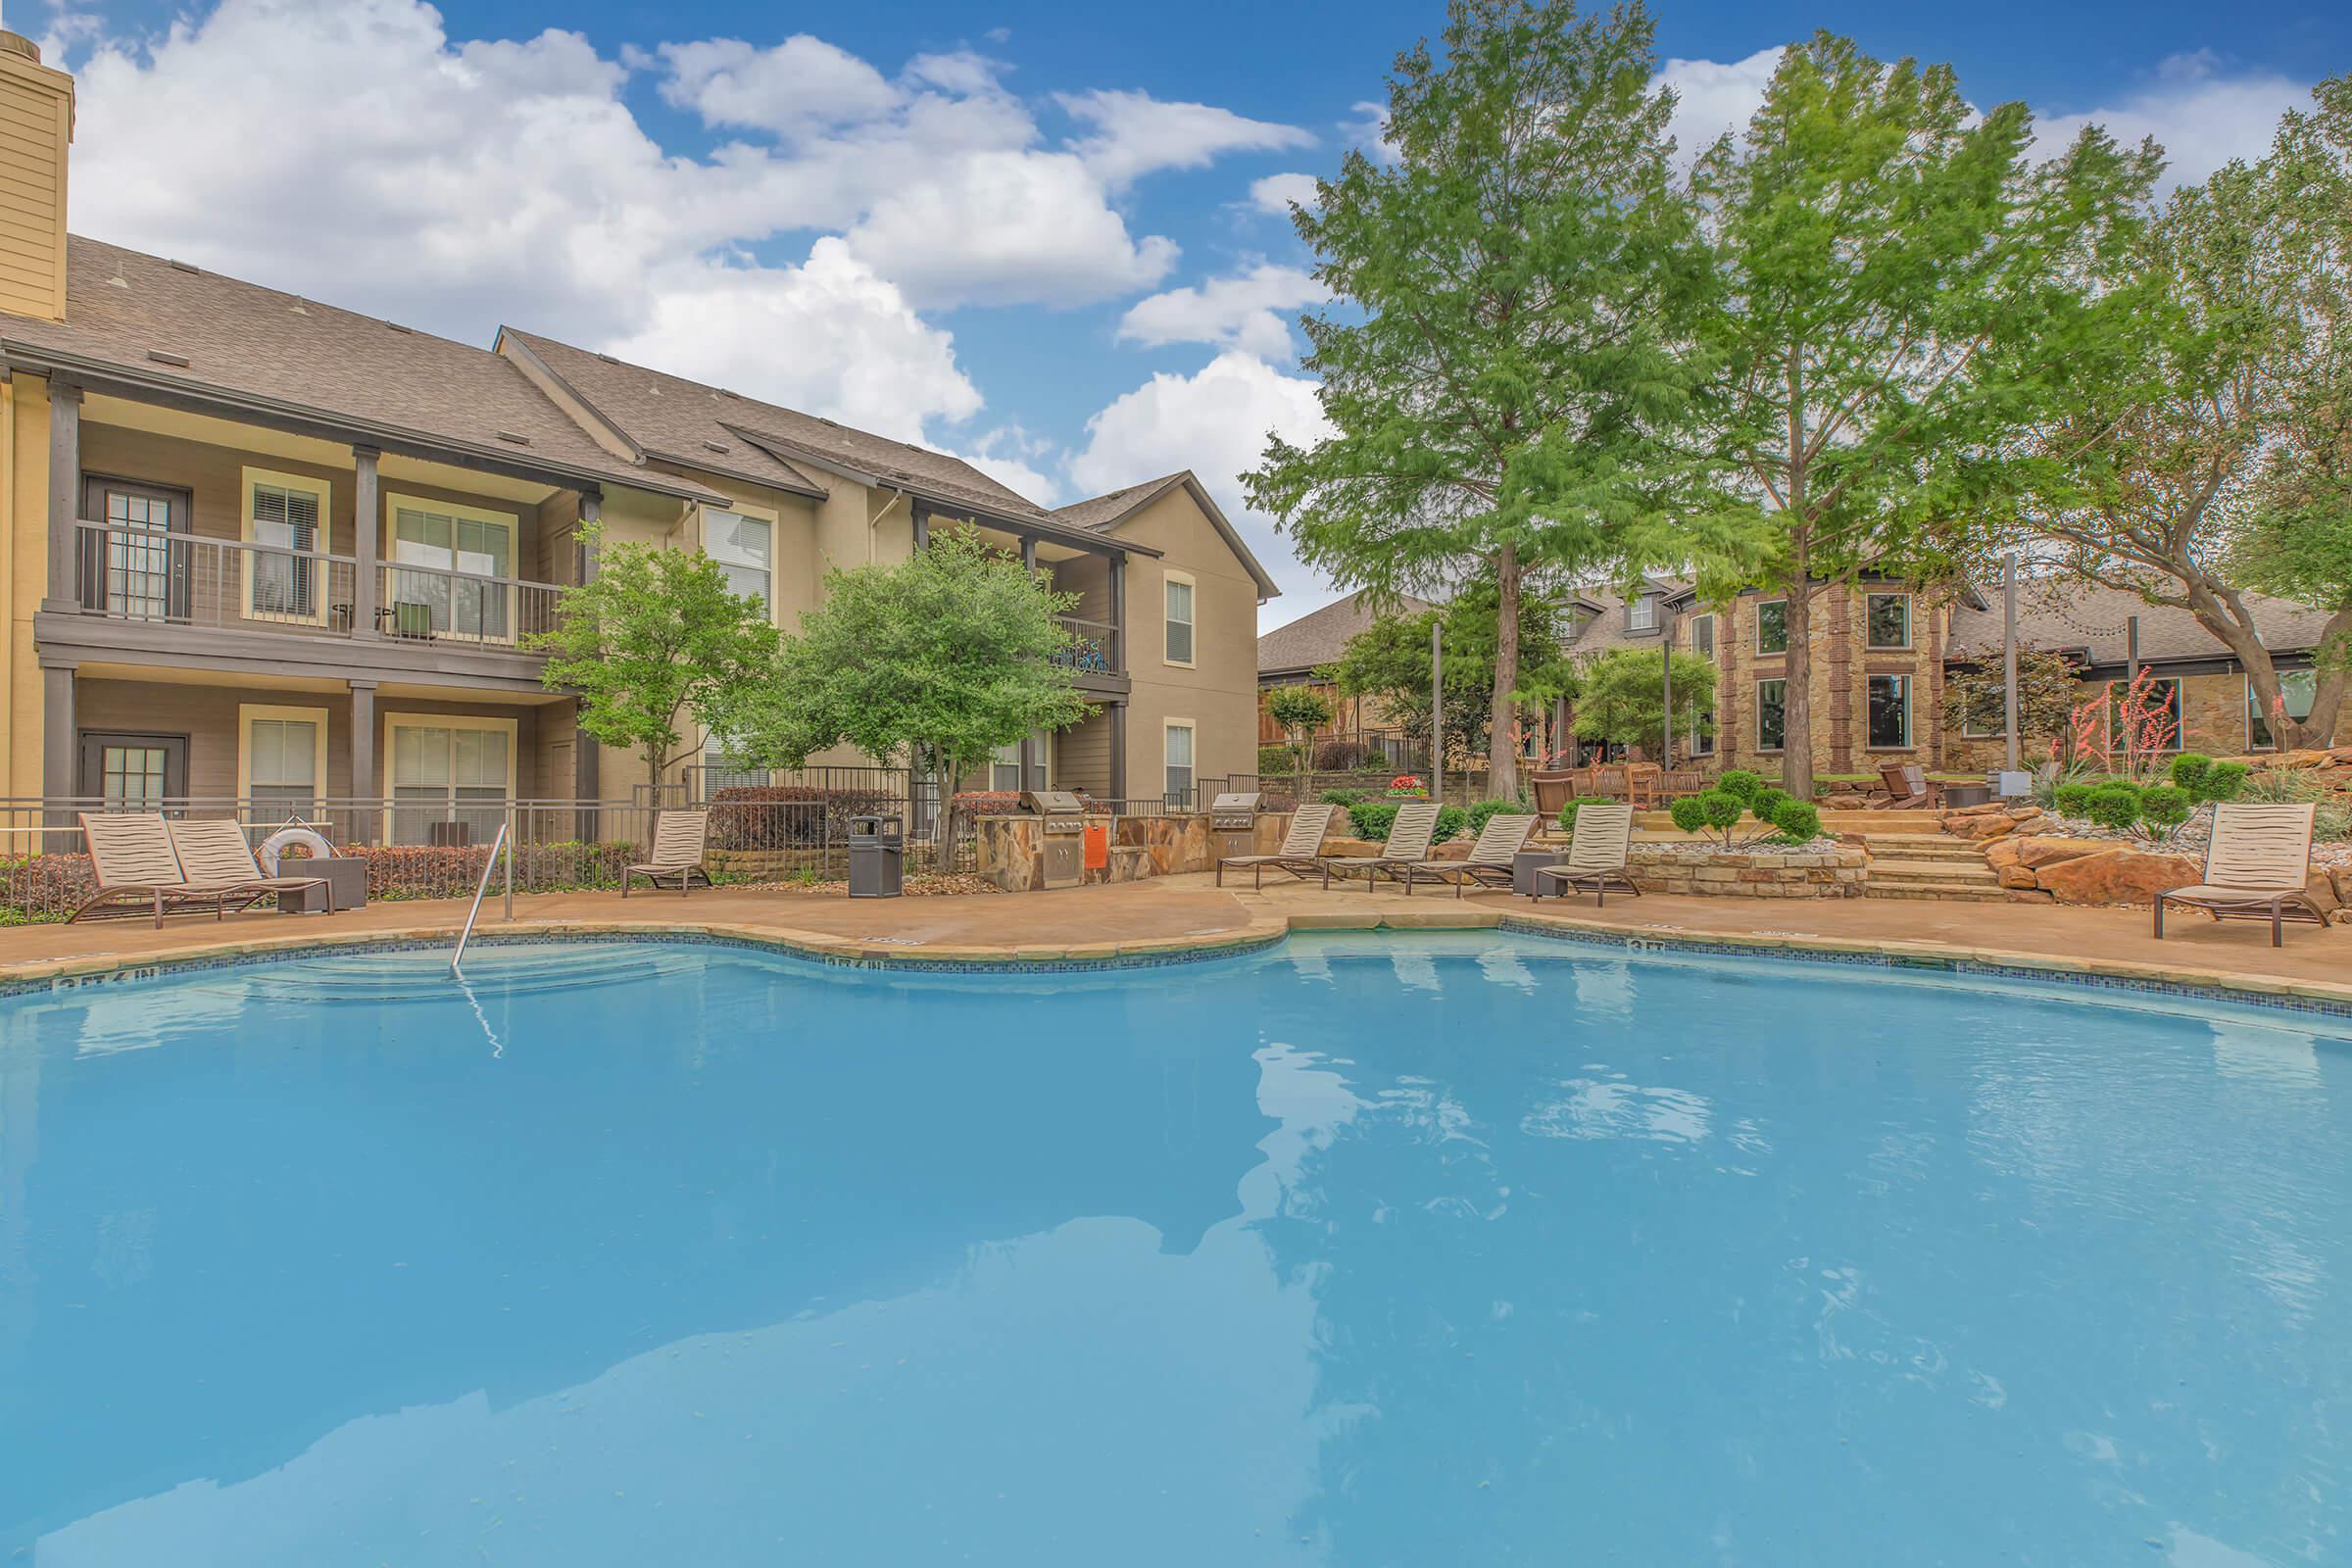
1346,800,1470,844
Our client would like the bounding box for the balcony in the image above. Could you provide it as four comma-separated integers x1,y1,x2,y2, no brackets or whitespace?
1051,613,1123,682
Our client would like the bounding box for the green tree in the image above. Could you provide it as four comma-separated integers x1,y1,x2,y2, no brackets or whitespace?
1249,0,1737,802
1690,34,2159,797
1570,647,1717,753
2026,76,2352,748
530,527,780,787
1938,645,2082,752
1325,585,1575,767
721,529,1093,827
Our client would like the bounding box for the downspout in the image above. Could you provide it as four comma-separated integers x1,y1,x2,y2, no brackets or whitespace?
866,486,906,566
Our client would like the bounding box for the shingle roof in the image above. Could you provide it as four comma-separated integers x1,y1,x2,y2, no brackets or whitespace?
0,236,718,502
501,326,1046,520
1946,580,2338,666
1258,588,1434,674
1050,472,1188,532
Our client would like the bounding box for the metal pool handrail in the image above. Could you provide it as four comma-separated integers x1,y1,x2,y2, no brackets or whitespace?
451,819,511,974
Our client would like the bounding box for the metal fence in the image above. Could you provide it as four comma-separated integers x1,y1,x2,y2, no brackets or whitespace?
0,794,987,925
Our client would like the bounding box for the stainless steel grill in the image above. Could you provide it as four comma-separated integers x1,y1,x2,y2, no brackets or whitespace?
1207,791,1265,859
1019,788,1088,888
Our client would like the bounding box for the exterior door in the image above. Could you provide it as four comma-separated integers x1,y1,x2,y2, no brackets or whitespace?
76,732,189,808
81,477,192,620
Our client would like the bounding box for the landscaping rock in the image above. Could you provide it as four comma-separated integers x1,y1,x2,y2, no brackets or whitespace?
2033,847,2199,906
1998,864,2040,890
2006,888,2057,904
1984,838,2026,870
2306,871,2342,915
2014,836,2107,871
1954,813,2016,840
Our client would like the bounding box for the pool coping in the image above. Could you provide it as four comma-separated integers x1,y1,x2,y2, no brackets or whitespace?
4,905,2347,1020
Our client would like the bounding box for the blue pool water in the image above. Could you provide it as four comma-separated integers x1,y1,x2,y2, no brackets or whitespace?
1,935,2347,1565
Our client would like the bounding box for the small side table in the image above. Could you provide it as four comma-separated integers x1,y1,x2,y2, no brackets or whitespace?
275,858,368,913
1512,847,1565,897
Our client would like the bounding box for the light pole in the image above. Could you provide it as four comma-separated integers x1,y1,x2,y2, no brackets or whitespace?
1659,600,1677,769
2001,553,2019,776
1430,616,1445,806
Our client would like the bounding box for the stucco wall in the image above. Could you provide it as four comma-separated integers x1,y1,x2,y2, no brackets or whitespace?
1111,485,1264,797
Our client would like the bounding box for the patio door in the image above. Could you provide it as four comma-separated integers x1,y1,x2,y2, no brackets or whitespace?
80,478,191,620
389,500,515,642
388,719,513,845
76,732,188,808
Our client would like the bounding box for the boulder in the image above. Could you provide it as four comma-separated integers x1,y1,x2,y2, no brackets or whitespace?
1945,801,2008,819
1984,838,2027,870
2277,749,2333,769
1998,864,2040,890
2305,870,2342,915
1954,813,2016,840
2005,804,2043,822
2006,888,2056,904
2014,836,2107,871
2033,847,2199,906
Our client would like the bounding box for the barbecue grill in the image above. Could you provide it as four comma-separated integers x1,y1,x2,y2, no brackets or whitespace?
1019,788,1088,889
1207,791,1266,861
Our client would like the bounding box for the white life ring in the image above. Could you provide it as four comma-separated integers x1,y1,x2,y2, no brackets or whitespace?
258,825,337,877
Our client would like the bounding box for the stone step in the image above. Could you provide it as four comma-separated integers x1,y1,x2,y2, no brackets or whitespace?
1866,858,2000,883
1865,846,1991,864
1863,880,2013,902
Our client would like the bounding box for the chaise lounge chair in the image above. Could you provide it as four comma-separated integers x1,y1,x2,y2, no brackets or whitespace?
167,817,334,914
70,812,241,928
1418,812,1541,898
1321,801,1443,893
623,808,713,897
1530,803,1640,906
1216,802,1340,889
2154,802,2330,948
1874,763,1938,809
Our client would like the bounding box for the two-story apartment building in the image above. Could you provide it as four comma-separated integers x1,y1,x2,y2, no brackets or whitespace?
0,33,1275,840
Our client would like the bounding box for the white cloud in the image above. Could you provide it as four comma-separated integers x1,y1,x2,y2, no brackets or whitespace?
1656,46,1783,166
1115,264,1327,359
1248,172,1319,216
954,425,1063,507
2034,52,2307,188
1058,88,1313,188
655,34,900,138
1070,351,1335,613
1337,100,1396,165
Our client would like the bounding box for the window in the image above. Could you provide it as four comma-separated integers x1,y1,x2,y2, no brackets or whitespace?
1756,600,1788,655
388,495,517,642
700,739,765,796
239,705,326,820
1625,596,1655,632
387,715,514,846
1959,681,2005,739
705,509,772,610
992,740,1023,793
1164,720,1195,806
1865,593,1911,650
1164,574,1196,665
1690,613,1715,661
1867,674,1911,750
2249,670,2317,750
241,467,328,624
1756,678,1787,752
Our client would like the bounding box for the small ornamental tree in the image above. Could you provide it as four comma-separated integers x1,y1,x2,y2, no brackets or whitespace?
531,527,781,787
1939,647,2082,754
722,528,1093,836
1265,687,1334,784
1569,648,1718,756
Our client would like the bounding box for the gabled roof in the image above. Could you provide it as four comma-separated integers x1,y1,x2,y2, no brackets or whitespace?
1257,587,1435,675
1052,470,1281,598
0,236,723,504
498,326,1044,521
1947,580,2338,667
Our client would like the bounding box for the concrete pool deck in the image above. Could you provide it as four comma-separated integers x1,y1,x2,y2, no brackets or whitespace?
2,873,2347,1010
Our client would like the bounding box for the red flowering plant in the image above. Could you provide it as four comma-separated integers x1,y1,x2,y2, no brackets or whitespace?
2110,667,2181,782
1385,773,1428,798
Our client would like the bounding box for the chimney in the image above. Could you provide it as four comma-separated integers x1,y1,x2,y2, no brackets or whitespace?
0,30,73,321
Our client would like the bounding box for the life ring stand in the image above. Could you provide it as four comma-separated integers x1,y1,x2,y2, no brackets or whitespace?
257,825,337,878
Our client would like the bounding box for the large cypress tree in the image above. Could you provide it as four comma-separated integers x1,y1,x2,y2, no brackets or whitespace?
1689,35,2157,797
1249,0,1733,800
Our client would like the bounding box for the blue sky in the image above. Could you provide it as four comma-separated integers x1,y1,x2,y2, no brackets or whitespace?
31,0,2346,626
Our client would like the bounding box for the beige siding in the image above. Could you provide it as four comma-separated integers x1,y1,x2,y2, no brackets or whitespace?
0,47,72,324
1107,486,1264,794
1055,706,1112,797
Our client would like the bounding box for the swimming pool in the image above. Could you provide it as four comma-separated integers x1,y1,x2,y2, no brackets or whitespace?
2,934,2346,1565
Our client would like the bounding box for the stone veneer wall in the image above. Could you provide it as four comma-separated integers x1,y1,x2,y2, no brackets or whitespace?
979,810,1295,891
1626,845,1869,898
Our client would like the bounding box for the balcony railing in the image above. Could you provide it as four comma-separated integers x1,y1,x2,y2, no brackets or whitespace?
68,520,562,649
1051,613,1121,675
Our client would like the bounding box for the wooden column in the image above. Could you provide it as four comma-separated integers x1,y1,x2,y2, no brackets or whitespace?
1108,698,1128,803
911,499,930,550
351,445,379,637
43,379,79,610
1107,554,1126,674
40,658,74,823
348,679,377,844
575,490,602,836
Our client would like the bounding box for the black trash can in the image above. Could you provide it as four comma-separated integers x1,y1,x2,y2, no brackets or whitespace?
849,813,905,898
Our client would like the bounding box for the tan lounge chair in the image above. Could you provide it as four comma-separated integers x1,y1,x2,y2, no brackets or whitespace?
2155,802,2329,948
167,817,333,914
1531,803,1640,906
1419,812,1541,898
1216,802,1340,889
1322,801,1444,892
1874,763,1937,809
623,808,712,897
71,812,240,928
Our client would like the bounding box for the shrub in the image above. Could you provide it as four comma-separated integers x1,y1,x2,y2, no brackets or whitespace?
2052,781,2095,817
709,784,896,849
2137,784,2193,835
1346,800,1468,843
1319,788,1369,806
1557,796,1615,835
2237,765,2352,841
1672,789,1748,847
2170,752,2247,804
1257,744,1301,774
1715,769,1762,805
2082,781,2144,830
1466,798,1523,839
1748,785,1791,822
1768,800,1822,842
1667,794,1710,835
1314,737,1382,770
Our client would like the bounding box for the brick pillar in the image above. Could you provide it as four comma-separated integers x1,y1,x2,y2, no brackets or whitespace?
1719,601,1741,762
1825,584,1853,774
